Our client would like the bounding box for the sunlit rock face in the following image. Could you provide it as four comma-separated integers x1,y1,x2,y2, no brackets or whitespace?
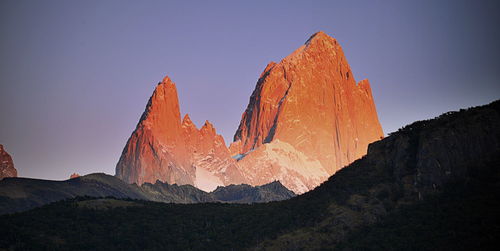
0,144,17,180
117,32,383,194
230,31,384,194
115,77,245,191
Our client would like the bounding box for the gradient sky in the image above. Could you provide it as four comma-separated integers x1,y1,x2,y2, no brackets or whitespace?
1,0,499,180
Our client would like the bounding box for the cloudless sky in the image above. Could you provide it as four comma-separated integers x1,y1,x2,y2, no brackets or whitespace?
1,0,499,180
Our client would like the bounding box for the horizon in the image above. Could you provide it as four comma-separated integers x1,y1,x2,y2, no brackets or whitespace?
1,0,500,180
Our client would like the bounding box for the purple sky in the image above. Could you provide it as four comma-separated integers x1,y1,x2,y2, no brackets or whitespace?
1,0,499,180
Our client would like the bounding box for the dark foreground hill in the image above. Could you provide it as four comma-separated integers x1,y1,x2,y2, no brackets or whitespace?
1,100,499,250
0,174,295,215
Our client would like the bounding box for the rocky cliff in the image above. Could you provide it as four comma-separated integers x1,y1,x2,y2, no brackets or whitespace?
0,145,17,180
115,76,245,191
116,32,383,194
231,31,384,193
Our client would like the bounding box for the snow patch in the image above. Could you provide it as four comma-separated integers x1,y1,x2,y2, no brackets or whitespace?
194,166,224,192
261,140,328,180
238,140,330,194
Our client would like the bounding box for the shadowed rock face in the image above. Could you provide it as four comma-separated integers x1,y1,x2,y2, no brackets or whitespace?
0,145,17,180
211,181,296,203
115,76,245,191
230,31,384,193
256,100,500,250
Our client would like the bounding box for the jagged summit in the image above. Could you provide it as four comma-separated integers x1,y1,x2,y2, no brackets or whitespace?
0,144,17,180
161,75,174,85
116,76,245,191
305,31,335,44
201,120,216,133
280,31,341,66
182,114,195,127
231,31,383,193
117,31,383,194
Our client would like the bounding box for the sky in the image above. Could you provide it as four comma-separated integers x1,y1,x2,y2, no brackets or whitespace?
1,0,499,180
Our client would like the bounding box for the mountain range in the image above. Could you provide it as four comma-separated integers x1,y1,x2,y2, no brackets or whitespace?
116,31,383,194
1,31,383,215
0,173,294,215
1,31,498,250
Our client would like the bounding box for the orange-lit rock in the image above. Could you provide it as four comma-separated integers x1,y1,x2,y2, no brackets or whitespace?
115,77,245,191
70,173,80,179
232,31,384,193
117,31,383,194
0,144,17,179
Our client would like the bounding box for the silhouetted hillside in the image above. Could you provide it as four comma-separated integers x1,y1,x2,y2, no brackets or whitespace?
0,100,499,250
0,174,295,215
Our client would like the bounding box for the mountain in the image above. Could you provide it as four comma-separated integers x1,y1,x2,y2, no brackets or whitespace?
211,181,296,203
1,100,498,250
141,180,295,204
0,144,17,180
230,31,383,193
0,174,147,215
115,76,245,191
0,173,294,215
255,100,500,249
116,32,383,194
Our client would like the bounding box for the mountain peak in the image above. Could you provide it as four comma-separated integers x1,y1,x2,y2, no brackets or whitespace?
201,120,216,133
302,31,339,54
117,32,383,194
305,31,335,44
141,76,181,132
116,77,245,189
182,114,194,127
280,31,338,65
0,144,17,180
151,76,179,103
232,31,383,193
161,75,174,85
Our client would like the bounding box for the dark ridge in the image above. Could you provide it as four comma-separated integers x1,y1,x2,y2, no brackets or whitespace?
0,99,499,250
